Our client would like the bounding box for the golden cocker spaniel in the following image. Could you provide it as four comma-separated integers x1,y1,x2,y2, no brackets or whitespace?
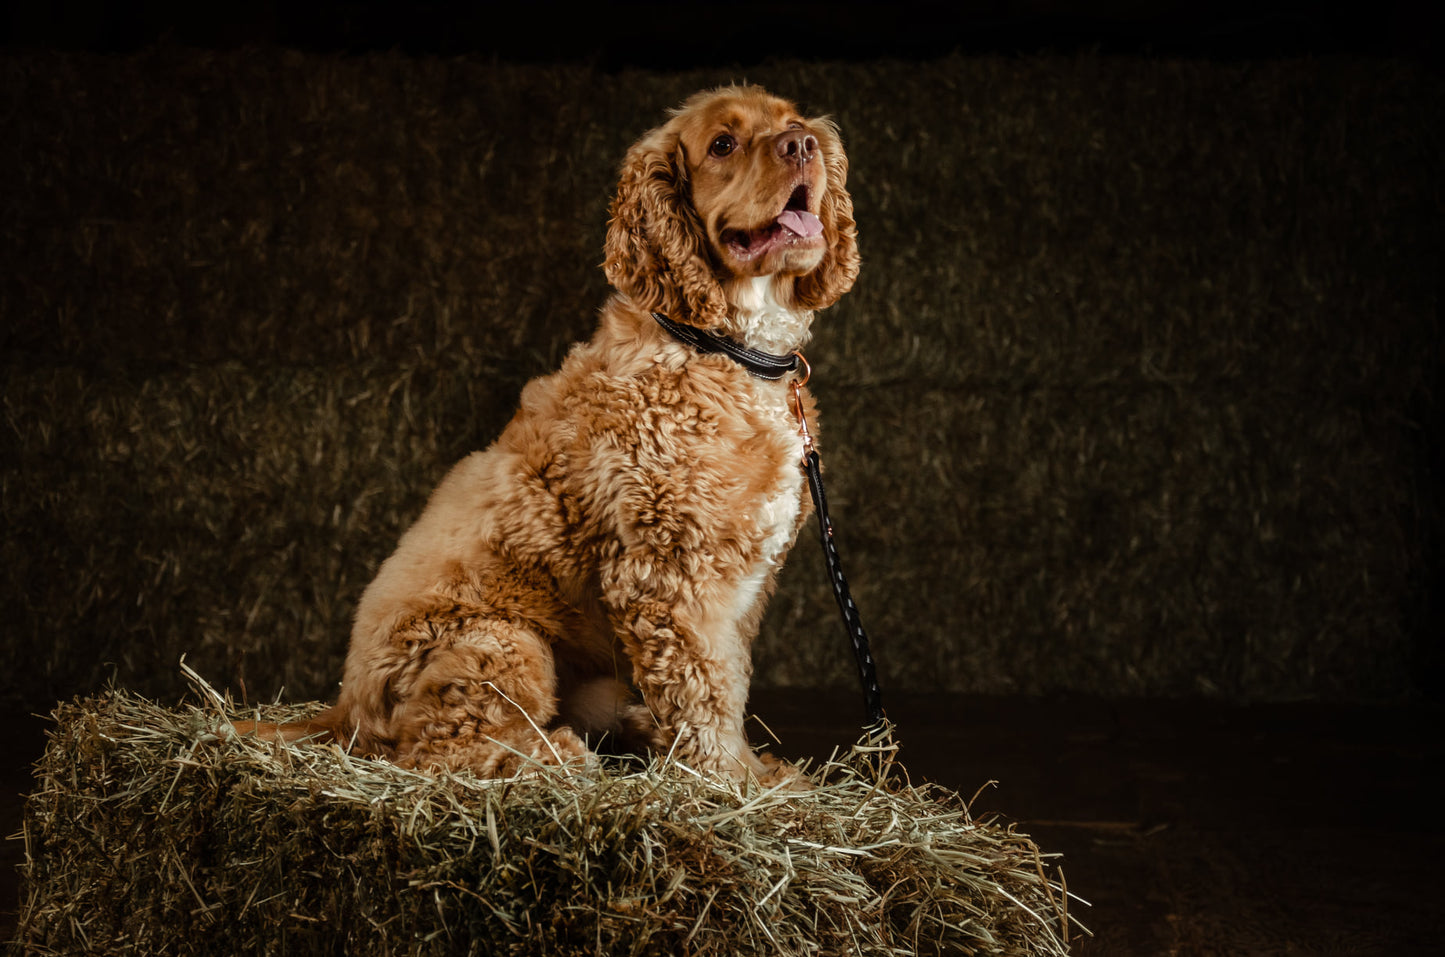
242,85,859,782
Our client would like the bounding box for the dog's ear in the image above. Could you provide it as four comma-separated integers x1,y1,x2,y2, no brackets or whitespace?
792,117,860,311
604,130,729,328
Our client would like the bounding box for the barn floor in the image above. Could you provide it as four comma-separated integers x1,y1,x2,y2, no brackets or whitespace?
2,693,1440,954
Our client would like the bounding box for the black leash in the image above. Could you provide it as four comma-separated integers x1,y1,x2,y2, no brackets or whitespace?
803,448,887,727
788,362,887,731
651,312,886,730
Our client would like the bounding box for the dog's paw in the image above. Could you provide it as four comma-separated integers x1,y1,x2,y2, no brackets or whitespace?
755,750,812,791
534,726,597,772
617,703,666,752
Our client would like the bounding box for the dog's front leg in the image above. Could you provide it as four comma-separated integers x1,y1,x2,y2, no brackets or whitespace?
603,577,765,781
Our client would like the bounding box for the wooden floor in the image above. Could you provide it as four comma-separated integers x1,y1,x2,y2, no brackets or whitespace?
754,692,1445,955
4,693,1441,954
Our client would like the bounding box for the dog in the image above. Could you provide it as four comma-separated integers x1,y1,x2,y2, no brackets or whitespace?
237,85,859,782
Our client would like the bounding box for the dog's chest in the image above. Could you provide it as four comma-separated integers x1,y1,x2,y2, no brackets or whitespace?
731,385,807,620
754,443,804,567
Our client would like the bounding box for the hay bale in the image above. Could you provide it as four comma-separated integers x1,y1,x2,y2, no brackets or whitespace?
11,674,1082,956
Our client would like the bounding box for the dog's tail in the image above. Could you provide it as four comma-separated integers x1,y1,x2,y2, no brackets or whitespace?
230,705,345,745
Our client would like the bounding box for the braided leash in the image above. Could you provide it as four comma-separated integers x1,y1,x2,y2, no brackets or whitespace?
789,355,888,731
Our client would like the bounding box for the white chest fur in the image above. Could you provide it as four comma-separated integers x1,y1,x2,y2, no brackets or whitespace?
713,277,814,625
728,276,813,355
729,380,806,624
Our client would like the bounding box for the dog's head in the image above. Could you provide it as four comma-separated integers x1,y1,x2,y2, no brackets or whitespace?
604,85,860,330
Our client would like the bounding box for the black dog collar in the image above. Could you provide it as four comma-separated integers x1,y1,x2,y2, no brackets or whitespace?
651,312,801,381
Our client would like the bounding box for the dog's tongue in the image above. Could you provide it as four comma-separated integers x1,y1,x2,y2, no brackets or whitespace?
776,209,823,238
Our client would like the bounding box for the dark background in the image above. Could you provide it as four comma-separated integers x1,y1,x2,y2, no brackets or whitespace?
4,3,1443,954
6,1,1443,62
3,2,1441,715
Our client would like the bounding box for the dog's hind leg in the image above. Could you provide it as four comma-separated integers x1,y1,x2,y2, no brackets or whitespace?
389,621,590,777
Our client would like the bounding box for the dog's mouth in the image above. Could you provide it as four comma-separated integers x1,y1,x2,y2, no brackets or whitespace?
721,185,824,263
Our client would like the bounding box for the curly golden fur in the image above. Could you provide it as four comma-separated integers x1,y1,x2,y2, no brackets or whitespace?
238,85,859,781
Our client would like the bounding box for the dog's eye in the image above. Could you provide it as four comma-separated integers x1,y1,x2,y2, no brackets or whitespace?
709,134,737,158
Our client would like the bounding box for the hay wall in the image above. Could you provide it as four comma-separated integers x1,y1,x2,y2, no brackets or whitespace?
1,49,1440,711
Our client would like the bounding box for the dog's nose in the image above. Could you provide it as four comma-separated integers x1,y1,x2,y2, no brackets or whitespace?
774,129,818,166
